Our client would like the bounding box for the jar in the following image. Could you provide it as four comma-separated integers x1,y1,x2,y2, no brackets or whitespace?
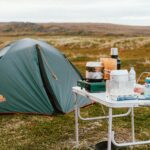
86,62,103,82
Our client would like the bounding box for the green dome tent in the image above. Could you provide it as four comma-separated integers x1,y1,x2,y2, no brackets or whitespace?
0,38,90,115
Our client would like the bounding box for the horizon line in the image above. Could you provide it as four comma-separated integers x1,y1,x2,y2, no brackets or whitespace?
0,21,150,27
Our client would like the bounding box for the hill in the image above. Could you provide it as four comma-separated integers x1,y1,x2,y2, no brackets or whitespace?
0,22,150,36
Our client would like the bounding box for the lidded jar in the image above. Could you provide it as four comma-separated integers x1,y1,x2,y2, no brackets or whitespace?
86,61,103,82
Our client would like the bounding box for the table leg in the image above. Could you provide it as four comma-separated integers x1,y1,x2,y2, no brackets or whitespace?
108,107,113,150
75,93,79,148
131,107,135,142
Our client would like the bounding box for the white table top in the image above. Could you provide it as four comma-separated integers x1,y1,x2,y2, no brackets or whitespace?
72,87,150,108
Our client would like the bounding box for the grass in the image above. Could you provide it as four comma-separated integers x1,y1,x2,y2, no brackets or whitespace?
0,35,150,149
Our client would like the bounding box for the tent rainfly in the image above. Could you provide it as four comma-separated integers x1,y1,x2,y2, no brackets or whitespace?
0,38,90,115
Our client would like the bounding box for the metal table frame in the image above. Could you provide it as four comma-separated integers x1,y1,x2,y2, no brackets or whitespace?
73,87,150,150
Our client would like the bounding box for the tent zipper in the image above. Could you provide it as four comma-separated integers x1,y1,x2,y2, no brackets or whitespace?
36,44,64,114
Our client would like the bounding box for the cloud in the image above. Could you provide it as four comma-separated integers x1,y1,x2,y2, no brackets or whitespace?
0,0,149,25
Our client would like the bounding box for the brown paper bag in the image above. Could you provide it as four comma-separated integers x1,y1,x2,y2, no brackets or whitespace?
100,58,117,80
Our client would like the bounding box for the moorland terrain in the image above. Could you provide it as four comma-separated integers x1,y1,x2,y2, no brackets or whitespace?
0,22,150,150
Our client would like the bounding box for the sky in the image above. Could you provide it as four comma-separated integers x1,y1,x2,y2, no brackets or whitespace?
0,0,149,26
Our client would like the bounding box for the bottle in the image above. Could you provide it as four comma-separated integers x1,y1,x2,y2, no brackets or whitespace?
110,48,121,69
129,66,136,86
144,77,150,98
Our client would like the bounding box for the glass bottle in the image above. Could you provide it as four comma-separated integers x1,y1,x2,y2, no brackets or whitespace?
110,48,121,70
129,66,136,86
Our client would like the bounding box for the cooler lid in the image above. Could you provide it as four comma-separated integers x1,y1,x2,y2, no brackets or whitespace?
110,70,128,76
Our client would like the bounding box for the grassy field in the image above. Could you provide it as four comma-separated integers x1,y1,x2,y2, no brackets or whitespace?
0,35,150,150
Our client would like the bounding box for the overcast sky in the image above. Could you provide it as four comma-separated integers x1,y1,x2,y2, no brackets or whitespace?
0,0,149,25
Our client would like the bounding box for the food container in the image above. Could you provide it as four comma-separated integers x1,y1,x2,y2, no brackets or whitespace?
86,61,103,82
106,80,135,101
110,70,128,82
106,70,135,100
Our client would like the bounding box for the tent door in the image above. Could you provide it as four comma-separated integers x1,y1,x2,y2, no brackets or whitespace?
36,45,64,114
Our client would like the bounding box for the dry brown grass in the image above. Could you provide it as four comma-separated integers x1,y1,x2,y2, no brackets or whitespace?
0,34,150,149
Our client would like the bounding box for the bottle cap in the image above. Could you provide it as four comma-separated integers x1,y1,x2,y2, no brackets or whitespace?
111,48,118,56
130,66,134,69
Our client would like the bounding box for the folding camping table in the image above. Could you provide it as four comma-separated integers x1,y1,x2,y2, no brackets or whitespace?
72,86,150,150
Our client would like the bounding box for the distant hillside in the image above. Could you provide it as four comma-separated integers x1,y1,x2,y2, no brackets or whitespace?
0,22,150,36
